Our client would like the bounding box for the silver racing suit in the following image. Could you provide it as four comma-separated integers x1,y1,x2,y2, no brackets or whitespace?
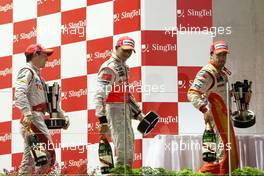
94,53,140,166
15,62,63,174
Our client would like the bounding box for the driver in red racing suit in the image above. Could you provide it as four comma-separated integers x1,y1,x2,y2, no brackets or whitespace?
188,40,239,175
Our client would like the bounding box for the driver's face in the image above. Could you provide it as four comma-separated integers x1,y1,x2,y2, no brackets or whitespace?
116,47,133,61
212,52,227,69
38,53,48,68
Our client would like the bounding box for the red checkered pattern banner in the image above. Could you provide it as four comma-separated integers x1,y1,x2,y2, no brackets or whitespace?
0,0,213,174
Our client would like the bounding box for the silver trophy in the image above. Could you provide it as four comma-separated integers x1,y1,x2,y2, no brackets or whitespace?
44,82,67,129
129,94,160,135
231,80,256,128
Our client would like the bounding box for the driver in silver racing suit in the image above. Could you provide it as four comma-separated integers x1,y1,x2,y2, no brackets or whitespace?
15,44,69,175
95,36,143,167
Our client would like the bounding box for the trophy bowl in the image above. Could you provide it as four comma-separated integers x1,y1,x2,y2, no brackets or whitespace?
232,110,256,128
137,111,160,135
44,118,66,129
231,80,256,128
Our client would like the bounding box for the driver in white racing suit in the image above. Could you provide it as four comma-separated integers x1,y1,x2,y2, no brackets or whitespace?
15,44,69,175
95,36,142,167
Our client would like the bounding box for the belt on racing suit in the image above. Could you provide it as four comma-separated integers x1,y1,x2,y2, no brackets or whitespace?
105,84,130,103
32,103,48,113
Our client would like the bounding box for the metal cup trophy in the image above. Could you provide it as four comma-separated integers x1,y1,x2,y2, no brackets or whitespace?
231,80,256,128
128,94,160,135
44,82,67,129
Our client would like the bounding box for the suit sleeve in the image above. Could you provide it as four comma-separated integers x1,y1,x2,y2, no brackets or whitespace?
94,67,116,123
187,70,214,113
15,68,33,116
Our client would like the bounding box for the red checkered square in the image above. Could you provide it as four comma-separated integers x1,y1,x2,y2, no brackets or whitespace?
0,56,12,89
178,66,202,102
87,110,100,144
133,139,142,168
50,129,61,149
0,0,12,24
141,31,177,66
37,0,61,17
41,46,61,81
86,37,113,74
61,8,86,44
177,0,212,28
12,88,21,120
0,121,12,154
114,0,140,34
142,102,178,138
13,19,37,54
87,0,112,6
61,147,87,174
129,67,142,102
61,76,87,112
11,153,23,170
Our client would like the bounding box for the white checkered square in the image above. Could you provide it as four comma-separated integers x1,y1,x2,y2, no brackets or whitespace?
11,120,24,153
86,1,113,40
178,102,204,135
87,74,97,110
0,88,12,122
61,0,87,12
12,53,27,87
61,41,87,79
61,110,87,147
142,66,178,102
37,12,61,48
0,154,12,171
13,0,37,22
141,0,176,30
0,24,13,57
177,33,213,66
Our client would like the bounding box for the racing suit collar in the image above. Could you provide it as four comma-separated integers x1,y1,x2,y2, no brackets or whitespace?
112,53,125,64
209,60,223,71
27,62,40,74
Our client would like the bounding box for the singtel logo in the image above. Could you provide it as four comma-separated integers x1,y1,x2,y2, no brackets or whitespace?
142,44,177,53
0,68,12,77
61,20,86,37
188,9,212,18
68,159,87,167
114,9,140,22
13,27,37,43
62,88,87,100
0,133,12,142
0,3,13,12
87,50,112,62
178,9,211,18
159,116,178,125
45,59,60,68
134,153,142,161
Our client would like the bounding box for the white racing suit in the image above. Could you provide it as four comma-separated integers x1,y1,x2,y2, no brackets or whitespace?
15,62,63,174
187,63,239,174
94,53,140,166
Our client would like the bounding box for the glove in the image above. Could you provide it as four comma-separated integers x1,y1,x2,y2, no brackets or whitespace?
63,115,70,130
21,115,33,129
98,124,109,135
97,116,108,135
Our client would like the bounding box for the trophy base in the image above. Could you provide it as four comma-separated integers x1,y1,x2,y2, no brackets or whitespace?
137,111,160,135
232,110,256,128
44,118,66,129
